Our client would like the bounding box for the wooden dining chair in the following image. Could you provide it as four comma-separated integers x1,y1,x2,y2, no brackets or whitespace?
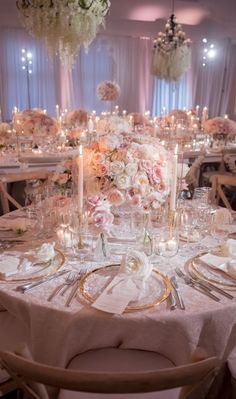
0,347,221,399
209,173,236,210
0,170,51,214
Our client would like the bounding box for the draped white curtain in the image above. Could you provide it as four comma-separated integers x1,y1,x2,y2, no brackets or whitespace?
0,27,236,121
190,38,234,118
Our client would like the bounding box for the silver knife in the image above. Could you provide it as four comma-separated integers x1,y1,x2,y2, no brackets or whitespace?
15,270,69,293
188,270,234,299
170,276,185,310
182,276,220,301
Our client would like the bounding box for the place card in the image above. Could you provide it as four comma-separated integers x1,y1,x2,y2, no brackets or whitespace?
92,275,140,314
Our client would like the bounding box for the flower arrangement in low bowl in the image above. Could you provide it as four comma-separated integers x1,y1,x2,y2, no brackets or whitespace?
96,80,121,102
65,110,88,128
13,109,59,137
83,133,171,212
203,117,236,136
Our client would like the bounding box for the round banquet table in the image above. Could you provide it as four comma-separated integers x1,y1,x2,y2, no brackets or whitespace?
0,210,236,398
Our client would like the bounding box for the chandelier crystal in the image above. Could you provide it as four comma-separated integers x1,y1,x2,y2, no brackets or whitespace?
16,0,111,66
152,7,191,81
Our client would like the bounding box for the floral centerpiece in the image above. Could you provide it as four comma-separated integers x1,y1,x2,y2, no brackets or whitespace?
96,80,121,101
65,110,88,128
128,113,150,126
165,109,189,125
13,109,59,137
203,117,236,136
96,115,131,136
83,133,171,211
0,123,14,147
16,0,110,66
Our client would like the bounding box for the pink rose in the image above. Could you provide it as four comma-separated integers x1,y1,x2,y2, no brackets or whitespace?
148,165,162,186
92,153,105,165
139,160,152,174
130,194,142,208
92,209,114,234
95,163,109,177
107,189,125,206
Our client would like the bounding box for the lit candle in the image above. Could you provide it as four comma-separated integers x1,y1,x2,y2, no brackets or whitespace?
88,118,94,133
170,145,178,211
195,105,200,117
55,104,60,119
122,110,127,117
77,145,84,214
224,114,229,119
43,109,47,115
167,239,178,251
0,108,2,123
202,106,208,122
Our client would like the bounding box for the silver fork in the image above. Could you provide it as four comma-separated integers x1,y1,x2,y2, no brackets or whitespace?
170,276,185,310
47,272,79,302
175,267,220,302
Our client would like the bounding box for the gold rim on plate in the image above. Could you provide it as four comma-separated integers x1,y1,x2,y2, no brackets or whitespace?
186,253,236,289
79,264,172,313
0,247,65,283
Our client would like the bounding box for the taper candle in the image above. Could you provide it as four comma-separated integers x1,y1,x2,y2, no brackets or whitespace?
78,145,84,213
170,145,178,211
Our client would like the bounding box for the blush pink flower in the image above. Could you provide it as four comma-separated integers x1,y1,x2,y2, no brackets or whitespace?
92,208,114,234
95,163,109,177
139,160,152,174
92,153,105,165
107,189,125,206
130,194,142,208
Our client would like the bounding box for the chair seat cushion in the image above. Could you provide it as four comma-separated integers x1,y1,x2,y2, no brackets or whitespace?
59,348,180,399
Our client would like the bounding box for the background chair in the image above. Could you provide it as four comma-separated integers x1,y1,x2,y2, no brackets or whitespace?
0,347,221,399
209,173,236,210
0,170,50,214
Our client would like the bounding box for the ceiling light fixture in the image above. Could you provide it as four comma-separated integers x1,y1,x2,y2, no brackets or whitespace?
152,0,191,81
16,0,110,67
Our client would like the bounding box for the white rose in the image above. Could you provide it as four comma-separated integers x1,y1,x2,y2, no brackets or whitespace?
110,161,125,175
116,173,131,190
37,243,55,262
119,250,152,280
125,162,138,176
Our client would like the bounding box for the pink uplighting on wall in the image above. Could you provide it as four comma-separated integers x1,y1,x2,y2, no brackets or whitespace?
128,6,166,22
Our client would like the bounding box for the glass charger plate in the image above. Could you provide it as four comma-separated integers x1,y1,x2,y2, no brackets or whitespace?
186,253,236,289
0,247,65,283
79,264,171,312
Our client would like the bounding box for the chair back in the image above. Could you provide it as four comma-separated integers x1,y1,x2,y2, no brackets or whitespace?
0,350,221,399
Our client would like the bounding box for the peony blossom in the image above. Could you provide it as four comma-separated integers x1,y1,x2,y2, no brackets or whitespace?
107,189,125,206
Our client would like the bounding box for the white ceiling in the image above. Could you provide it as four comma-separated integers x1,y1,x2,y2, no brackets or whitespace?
0,0,236,42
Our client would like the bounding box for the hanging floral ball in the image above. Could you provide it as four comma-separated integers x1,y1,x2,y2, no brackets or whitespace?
96,80,121,101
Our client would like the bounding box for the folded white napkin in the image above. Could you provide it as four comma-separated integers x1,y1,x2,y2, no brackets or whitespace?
0,256,20,277
200,252,236,279
37,243,55,262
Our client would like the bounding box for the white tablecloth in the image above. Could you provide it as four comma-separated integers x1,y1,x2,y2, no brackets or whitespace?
0,210,235,398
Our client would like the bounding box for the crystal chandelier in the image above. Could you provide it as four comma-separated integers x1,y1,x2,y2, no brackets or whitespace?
152,0,191,81
16,0,110,67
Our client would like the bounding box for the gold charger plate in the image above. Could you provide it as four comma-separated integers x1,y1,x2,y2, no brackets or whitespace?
0,247,65,283
79,264,172,313
186,252,236,289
